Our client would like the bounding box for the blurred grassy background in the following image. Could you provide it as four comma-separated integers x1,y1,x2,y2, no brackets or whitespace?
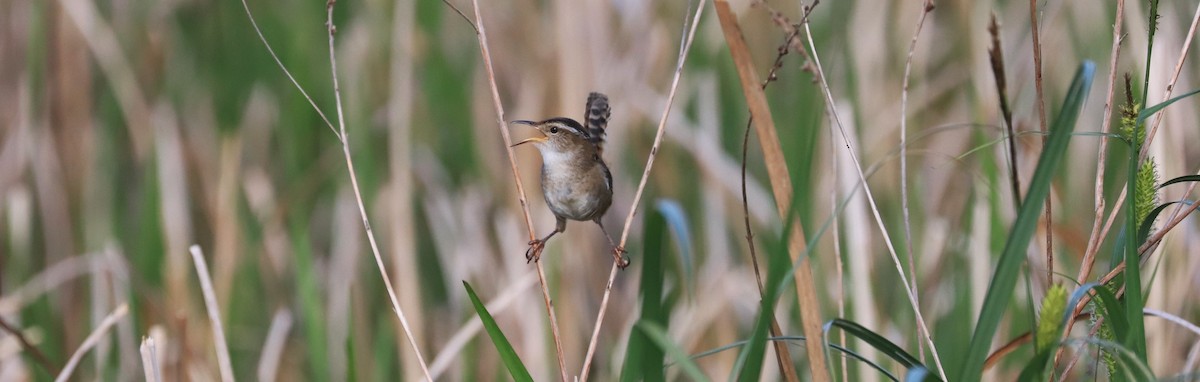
1,0,1199,380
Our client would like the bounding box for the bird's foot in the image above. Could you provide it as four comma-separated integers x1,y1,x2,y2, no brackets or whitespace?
612,246,630,269
526,239,546,263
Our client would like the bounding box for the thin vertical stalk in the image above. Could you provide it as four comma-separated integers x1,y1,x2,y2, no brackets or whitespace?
325,1,432,379
461,0,569,379
1028,0,1055,288
581,2,706,380
898,0,935,363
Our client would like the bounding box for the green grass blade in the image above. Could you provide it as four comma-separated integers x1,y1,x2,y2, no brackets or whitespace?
1124,143,1148,362
823,319,937,381
1137,201,1192,241
1135,88,1200,126
1139,0,1160,109
636,322,711,382
1069,338,1156,381
292,227,330,380
1158,174,1200,188
685,336,898,382
655,200,694,295
621,200,676,382
462,281,533,382
905,367,932,382
1017,282,1126,380
957,61,1095,381
732,217,793,381
1085,284,1130,337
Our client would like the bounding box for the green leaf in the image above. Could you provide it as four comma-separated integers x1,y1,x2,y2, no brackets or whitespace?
462,281,533,382
1069,338,1156,381
1137,200,1193,242
1087,285,1129,337
1124,141,1148,362
958,61,1094,381
685,336,898,382
292,227,330,380
1135,87,1200,126
1158,174,1200,188
655,200,694,296
905,367,932,382
635,322,711,382
732,213,794,381
1017,283,1126,380
823,319,937,381
620,200,676,382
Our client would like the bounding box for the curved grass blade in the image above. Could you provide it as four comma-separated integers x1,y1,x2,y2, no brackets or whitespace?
905,367,932,382
621,200,678,382
958,61,1095,381
822,319,938,381
1124,133,1148,362
732,209,796,381
1017,283,1127,380
1158,174,1200,188
1137,200,1193,242
1066,338,1156,381
1135,87,1200,126
654,200,694,294
462,281,532,382
684,336,898,382
636,322,710,382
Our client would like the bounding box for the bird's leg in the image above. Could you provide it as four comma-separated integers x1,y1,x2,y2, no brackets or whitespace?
596,220,630,269
526,217,567,263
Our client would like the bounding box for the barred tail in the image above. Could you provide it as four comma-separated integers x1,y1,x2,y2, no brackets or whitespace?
584,92,611,152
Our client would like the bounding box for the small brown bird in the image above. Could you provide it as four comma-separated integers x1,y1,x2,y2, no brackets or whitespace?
511,92,629,268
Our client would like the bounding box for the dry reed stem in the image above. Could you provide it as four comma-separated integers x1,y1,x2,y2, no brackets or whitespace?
1059,0,1125,370
1140,1,1200,161
800,17,948,378
1083,0,1200,278
0,317,59,375
55,0,152,158
140,337,162,382
1144,308,1200,337
257,309,293,382
235,0,338,138
461,0,567,379
581,2,705,380
1057,188,1200,375
987,14,1021,206
736,27,804,382
713,2,817,379
1028,0,1055,287
438,0,477,32
1133,1,1200,252
994,306,1200,375
0,254,96,314
235,0,430,377
188,245,234,382
386,0,425,376
1069,5,1200,365
323,1,432,380
830,131,848,380
56,303,128,382
1077,0,1126,300
898,0,935,363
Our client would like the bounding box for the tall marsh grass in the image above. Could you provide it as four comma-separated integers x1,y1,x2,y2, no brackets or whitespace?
1,0,1199,380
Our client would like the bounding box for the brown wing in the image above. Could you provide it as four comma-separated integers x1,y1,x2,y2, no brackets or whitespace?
584,92,611,153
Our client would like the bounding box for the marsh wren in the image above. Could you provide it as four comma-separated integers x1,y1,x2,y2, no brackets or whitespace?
512,92,629,268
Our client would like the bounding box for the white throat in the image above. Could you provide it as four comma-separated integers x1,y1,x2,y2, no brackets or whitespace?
535,145,580,167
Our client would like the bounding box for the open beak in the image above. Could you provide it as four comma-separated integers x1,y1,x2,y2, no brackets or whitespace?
510,120,545,147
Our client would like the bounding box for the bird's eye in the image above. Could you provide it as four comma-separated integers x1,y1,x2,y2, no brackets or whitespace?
549,126,559,134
